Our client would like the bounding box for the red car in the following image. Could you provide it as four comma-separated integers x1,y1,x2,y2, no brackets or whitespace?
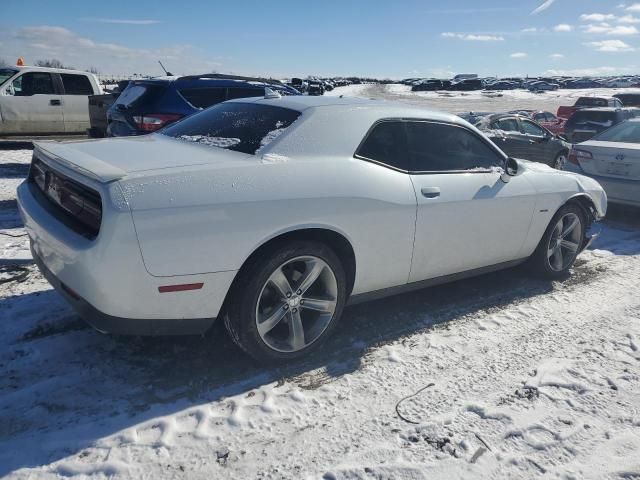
510,110,567,135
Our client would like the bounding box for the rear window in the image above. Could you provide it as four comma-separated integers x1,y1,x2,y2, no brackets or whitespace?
162,102,301,155
575,98,608,107
60,73,94,95
226,87,265,100
178,87,226,109
593,121,640,143
116,82,166,108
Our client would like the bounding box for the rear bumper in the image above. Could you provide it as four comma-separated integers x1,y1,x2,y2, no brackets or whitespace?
32,247,215,335
564,164,640,207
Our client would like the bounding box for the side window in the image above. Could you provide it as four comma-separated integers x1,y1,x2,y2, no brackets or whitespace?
521,120,546,137
226,87,265,100
355,121,408,171
12,72,55,96
494,118,519,132
60,74,94,95
178,88,226,109
545,113,556,122
533,113,546,122
406,121,504,172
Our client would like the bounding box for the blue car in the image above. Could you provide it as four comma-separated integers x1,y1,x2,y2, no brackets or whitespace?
107,74,300,136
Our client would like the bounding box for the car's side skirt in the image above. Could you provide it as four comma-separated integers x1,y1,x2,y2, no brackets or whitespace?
347,258,528,306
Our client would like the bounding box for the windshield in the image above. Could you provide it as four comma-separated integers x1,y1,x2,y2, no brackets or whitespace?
162,102,301,155
0,68,18,87
593,121,640,143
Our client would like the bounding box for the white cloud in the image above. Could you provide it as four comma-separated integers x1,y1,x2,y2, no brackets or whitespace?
580,13,616,22
582,23,639,35
80,18,163,25
1,25,223,75
441,32,504,41
627,3,640,12
522,27,538,32
554,24,574,32
510,52,528,58
586,39,635,52
617,14,640,23
544,65,637,76
532,0,555,15
550,53,565,59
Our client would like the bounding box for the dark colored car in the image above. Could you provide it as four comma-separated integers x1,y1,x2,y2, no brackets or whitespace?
476,113,571,169
484,81,519,91
450,79,483,91
613,93,640,107
106,74,299,137
88,80,130,138
307,81,324,96
412,79,450,91
564,108,640,144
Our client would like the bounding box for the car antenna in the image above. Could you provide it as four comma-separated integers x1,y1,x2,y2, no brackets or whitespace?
158,60,173,76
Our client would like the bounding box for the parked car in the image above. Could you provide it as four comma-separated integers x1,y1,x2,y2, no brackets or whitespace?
477,113,571,169
564,108,640,143
457,111,494,124
528,81,559,92
484,81,519,91
17,96,606,361
613,92,640,107
306,81,324,96
412,80,446,92
107,74,299,137
0,65,101,135
565,119,640,206
564,79,605,89
510,110,567,135
450,79,483,91
557,96,624,119
87,80,130,138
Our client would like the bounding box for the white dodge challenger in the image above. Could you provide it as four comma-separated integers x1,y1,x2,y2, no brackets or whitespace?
17,95,607,361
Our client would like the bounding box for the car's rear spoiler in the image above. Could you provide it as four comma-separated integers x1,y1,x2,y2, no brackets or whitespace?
34,141,127,183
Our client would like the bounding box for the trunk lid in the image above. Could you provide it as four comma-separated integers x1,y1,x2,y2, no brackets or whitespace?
34,134,253,183
576,140,640,180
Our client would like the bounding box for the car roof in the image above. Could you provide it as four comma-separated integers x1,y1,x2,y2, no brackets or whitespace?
13,65,95,76
231,95,466,124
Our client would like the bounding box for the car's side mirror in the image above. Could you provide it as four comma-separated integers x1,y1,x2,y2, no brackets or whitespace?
501,157,519,183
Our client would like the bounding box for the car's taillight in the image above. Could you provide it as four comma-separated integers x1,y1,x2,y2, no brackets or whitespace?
132,113,183,132
568,148,593,165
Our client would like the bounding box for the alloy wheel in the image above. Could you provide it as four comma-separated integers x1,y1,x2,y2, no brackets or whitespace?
554,154,567,170
255,256,338,353
547,213,582,272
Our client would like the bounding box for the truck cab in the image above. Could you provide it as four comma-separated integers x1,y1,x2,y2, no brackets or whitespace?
0,65,101,135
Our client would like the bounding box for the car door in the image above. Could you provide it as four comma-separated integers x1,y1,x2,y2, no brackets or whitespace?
405,120,537,282
0,71,64,134
59,73,95,133
521,119,554,165
491,117,531,159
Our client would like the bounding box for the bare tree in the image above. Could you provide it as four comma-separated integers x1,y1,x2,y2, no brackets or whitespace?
86,67,99,75
35,59,74,69
0,58,8,67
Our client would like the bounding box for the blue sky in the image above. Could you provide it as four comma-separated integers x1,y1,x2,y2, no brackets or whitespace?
1,0,639,78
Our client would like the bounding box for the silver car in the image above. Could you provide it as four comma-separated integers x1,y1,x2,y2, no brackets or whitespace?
566,118,640,207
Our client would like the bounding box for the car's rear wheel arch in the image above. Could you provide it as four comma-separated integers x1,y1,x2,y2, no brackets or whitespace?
221,228,356,314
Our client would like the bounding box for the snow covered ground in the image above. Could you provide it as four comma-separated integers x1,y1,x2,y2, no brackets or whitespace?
1,142,640,479
327,84,640,116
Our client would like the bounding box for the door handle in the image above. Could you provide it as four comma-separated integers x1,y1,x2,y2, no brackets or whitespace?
421,187,441,199
50,99,61,106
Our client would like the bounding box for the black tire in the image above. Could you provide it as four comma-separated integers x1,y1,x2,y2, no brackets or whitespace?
528,203,586,279
553,150,568,170
223,241,347,362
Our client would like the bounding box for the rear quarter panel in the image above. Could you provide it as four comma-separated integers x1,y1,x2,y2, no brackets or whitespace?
120,157,418,295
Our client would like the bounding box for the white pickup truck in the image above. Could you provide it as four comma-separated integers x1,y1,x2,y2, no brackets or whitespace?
0,66,102,135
